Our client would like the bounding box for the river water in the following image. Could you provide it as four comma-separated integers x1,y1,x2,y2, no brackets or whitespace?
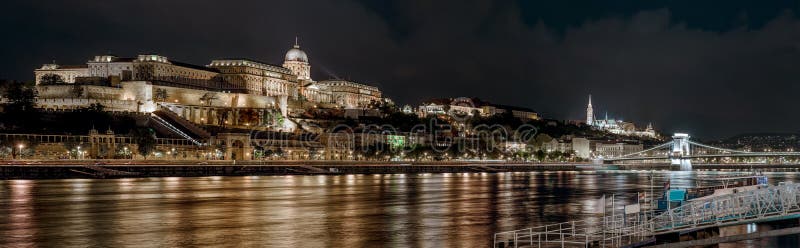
1,170,800,247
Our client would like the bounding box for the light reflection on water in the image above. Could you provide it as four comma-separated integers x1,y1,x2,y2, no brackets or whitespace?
0,170,798,247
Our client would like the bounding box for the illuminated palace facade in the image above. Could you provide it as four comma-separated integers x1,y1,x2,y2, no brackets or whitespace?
32,39,382,130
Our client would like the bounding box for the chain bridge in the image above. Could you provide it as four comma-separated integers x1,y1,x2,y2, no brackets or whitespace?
602,133,800,167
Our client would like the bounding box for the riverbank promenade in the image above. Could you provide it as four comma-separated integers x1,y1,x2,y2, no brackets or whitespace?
3,160,800,179
0,160,588,179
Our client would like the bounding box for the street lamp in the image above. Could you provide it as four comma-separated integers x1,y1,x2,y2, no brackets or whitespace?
17,144,24,159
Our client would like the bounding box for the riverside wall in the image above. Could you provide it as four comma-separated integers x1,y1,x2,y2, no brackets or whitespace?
2,161,799,179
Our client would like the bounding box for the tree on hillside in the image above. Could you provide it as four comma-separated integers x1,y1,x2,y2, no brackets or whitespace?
1,82,39,131
238,109,259,126
274,111,285,126
0,136,39,159
382,112,423,132
274,147,285,159
534,133,553,147
131,127,156,159
3,82,37,111
548,150,563,161
535,150,546,162
39,74,64,85
406,145,435,161
562,150,575,162
471,109,482,119
441,104,451,114
374,99,398,115
62,138,87,159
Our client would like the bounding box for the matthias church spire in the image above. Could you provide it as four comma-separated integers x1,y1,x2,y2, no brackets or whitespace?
586,94,594,125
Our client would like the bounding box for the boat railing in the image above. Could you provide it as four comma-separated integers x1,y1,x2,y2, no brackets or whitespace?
650,182,800,234
493,220,595,248
494,179,800,248
494,211,656,248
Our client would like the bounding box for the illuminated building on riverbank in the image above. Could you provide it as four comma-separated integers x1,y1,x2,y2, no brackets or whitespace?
585,95,657,138
31,39,384,133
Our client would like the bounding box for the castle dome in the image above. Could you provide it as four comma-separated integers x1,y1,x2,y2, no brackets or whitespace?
284,40,308,63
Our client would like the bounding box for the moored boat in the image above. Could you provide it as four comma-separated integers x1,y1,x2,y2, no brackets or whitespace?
656,173,768,211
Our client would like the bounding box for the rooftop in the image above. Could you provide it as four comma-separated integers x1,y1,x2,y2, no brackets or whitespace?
169,60,220,73
317,79,379,90
209,58,292,74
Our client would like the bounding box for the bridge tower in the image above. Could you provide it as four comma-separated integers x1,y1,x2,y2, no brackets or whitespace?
671,133,692,169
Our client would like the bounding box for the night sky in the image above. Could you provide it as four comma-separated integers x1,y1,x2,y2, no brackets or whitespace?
2,1,800,139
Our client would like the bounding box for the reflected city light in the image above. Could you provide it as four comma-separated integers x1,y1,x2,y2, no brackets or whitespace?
1,171,799,247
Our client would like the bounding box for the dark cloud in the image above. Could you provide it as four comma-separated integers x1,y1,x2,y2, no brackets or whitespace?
1,0,799,139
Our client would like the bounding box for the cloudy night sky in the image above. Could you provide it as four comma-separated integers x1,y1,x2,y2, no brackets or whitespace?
2,0,800,139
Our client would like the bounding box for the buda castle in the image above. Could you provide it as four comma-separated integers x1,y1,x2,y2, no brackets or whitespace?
32,39,383,131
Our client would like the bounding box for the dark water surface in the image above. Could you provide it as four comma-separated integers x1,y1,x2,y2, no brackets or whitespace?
2,170,800,247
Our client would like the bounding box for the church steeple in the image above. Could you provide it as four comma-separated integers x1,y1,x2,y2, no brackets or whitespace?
586,94,594,125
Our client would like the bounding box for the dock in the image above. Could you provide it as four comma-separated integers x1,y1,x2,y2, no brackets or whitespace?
494,182,800,247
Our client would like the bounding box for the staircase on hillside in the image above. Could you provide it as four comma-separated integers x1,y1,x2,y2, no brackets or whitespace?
149,114,204,146
154,104,212,139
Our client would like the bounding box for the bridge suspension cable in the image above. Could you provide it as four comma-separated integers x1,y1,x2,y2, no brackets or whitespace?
618,141,673,158
687,141,751,154
607,133,800,162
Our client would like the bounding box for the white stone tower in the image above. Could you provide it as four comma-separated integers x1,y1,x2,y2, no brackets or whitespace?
283,37,311,81
671,133,692,170
586,95,594,125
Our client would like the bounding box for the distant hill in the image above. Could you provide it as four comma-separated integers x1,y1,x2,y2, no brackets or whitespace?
710,133,800,151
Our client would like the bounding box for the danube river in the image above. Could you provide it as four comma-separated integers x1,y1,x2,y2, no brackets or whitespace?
2,170,800,247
